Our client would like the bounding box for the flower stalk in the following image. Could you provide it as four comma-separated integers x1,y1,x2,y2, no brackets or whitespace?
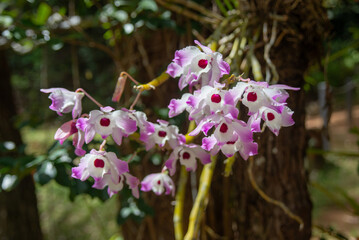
76,88,103,108
224,155,236,177
173,166,188,240
173,120,197,240
135,71,170,91
112,72,140,103
184,155,217,240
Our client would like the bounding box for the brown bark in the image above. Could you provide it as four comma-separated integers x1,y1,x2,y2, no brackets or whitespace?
0,50,43,240
121,1,328,239
208,1,327,239
233,77,311,240
120,29,187,240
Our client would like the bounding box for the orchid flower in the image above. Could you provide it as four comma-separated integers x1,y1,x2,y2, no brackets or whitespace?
72,150,139,197
140,120,185,150
41,88,84,119
93,172,140,198
165,144,211,175
54,119,86,156
141,172,175,196
80,106,137,145
167,40,230,90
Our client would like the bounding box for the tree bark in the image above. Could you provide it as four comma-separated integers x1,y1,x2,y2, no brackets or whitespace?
0,50,43,240
208,1,327,239
121,1,328,239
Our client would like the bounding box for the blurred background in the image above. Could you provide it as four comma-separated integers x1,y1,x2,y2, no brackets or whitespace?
0,0,358,239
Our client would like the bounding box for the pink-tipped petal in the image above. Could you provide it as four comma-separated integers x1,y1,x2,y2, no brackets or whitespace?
124,173,140,199
194,40,212,54
174,46,201,67
202,135,217,151
54,120,77,144
164,152,178,176
166,62,182,78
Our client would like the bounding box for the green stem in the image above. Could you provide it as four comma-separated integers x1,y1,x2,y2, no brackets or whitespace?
223,0,233,10
224,155,236,177
135,71,169,91
174,166,189,240
184,156,217,240
214,0,228,16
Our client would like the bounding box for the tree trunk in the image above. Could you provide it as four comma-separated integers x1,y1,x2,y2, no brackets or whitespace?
0,50,43,240
208,1,327,239
121,1,328,239
233,77,311,240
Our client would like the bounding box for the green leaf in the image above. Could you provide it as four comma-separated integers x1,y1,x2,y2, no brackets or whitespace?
103,30,113,40
0,167,10,174
102,22,111,29
54,164,72,187
84,0,94,8
32,2,52,26
138,0,158,12
58,7,67,16
108,234,124,240
48,148,71,163
157,108,169,119
0,156,16,167
113,10,128,22
0,15,13,27
34,161,57,185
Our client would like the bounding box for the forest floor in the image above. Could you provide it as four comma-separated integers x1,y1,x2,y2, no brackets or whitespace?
307,106,359,239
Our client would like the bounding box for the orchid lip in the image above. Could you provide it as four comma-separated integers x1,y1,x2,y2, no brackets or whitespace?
182,152,190,159
220,123,228,133
100,117,111,127
198,59,208,69
247,92,257,102
211,94,221,103
158,131,167,137
267,113,275,121
94,158,105,168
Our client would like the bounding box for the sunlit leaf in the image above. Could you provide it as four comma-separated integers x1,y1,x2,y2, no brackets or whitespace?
0,15,13,27
138,0,158,12
32,2,52,26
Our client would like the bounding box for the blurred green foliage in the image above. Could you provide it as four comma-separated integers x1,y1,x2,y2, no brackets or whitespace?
0,0,181,236
305,0,359,91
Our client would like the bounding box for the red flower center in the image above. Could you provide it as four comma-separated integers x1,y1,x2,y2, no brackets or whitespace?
157,180,161,185
94,158,105,168
247,92,257,102
182,152,190,159
267,112,275,121
220,123,228,133
226,141,236,145
100,117,111,127
70,121,78,134
158,131,167,137
211,94,221,103
198,59,208,69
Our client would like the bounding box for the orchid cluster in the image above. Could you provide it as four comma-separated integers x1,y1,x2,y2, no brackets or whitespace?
41,40,298,200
